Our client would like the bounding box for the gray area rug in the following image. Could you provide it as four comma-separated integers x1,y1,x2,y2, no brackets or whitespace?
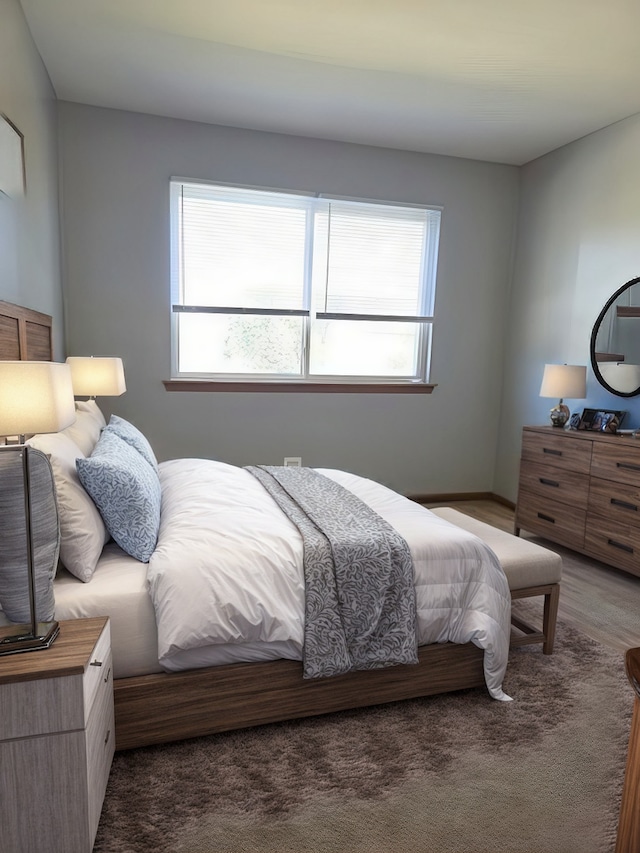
94,619,632,853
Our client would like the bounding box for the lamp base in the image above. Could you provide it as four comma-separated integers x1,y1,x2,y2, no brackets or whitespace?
0,620,60,656
549,402,570,428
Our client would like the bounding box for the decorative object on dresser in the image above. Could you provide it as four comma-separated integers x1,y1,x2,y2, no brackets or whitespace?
0,360,76,654
616,646,640,853
515,425,640,578
575,406,626,433
539,363,587,428
0,617,114,853
66,356,126,399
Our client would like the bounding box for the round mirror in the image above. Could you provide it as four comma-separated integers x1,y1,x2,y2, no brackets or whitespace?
591,276,640,397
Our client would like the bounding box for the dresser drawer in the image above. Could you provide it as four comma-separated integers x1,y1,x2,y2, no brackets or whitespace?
521,430,592,474
591,442,640,488
588,477,640,522
517,460,589,510
515,488,586,549
585,513,640,577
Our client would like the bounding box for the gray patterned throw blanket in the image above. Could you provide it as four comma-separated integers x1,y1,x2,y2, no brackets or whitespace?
245,466,418,679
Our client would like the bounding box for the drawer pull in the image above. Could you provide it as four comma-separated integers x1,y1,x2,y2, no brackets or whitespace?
539,477,560,488
617,461,640,472
104,667,111,684
610,498,638,512
90,660,103,667
543,448,562,456
104,729,111,746
607,538,633,554
537,512,555,524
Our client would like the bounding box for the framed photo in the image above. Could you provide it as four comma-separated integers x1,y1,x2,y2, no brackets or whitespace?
576,408,626,432
0,114,25,198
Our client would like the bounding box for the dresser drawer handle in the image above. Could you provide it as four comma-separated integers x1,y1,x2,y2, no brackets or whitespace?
104,667,111,684
543,448,562,456
537,512,555,523
539,477,560,488
104,729,111,746
607,538,634,554
617,461,640,472
610,498,638,512
90,660,103,667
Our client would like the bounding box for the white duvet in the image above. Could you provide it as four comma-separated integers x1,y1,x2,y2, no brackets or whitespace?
147,459,512,700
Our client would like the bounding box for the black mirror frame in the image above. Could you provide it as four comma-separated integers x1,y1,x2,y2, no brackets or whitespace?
590,275,640,398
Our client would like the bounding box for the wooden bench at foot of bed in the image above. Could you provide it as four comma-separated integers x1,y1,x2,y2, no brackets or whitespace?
430,507,562,654
113,641,485,750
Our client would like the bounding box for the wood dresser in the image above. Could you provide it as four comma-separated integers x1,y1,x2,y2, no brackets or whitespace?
515,425,640,577
0,617,114,853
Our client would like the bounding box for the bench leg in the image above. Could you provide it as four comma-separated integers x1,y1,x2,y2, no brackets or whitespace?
510,583,561,653
542,583,560,655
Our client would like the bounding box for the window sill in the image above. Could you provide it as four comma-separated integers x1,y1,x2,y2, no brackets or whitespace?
163,380,436,394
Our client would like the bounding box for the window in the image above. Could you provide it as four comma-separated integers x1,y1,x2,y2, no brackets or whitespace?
170,180,441,386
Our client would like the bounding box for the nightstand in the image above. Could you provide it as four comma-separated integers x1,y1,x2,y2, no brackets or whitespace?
0,617,114,853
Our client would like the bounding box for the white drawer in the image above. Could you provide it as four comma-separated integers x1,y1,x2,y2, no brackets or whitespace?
86,649,115,842
83,620,112,722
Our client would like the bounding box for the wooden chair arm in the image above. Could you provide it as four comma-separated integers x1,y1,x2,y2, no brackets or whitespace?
626,648,640,699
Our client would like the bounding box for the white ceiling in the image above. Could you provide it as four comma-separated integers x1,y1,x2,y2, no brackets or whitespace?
19,0,640,165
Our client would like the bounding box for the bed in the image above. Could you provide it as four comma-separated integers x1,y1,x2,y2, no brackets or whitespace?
0,301,512,750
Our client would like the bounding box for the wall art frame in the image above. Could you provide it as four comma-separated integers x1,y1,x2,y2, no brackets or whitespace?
0,114,25,198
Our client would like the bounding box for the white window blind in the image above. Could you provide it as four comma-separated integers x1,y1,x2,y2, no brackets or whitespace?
170,180,441,382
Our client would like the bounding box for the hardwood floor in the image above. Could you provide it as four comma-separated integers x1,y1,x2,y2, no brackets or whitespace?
426,499,640,654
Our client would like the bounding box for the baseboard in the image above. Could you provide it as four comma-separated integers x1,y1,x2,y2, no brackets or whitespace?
408,491,515,510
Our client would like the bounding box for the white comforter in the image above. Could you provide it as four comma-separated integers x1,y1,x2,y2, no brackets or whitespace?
147,460,512,700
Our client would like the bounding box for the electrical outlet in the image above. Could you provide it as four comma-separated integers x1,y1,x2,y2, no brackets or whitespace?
283,456,302,467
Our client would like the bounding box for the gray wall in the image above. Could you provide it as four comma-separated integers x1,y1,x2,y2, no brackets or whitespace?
495,112,640,501
0,0,64,356
58,103,519,495
9,0,640,502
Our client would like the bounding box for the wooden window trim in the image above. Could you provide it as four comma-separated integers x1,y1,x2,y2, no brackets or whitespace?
163,380,436,394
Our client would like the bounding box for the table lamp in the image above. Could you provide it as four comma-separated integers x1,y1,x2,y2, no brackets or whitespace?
0,361,76,654
539,363,587,428
66,356,126,399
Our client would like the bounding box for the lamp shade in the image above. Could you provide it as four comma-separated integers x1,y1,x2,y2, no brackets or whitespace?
539,364,587,399
0,361,76,436
66,356,126,397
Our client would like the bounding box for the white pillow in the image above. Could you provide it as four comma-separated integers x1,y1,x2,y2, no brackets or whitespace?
75,399,106,427
27,432,109,582
60,407,104,456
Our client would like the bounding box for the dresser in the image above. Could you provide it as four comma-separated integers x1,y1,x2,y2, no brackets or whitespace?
0,617,114,853
515,425,640,577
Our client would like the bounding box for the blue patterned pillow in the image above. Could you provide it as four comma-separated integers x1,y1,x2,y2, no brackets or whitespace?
104,414,158,471
76,430,160,562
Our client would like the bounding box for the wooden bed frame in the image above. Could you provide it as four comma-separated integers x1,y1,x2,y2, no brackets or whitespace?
1,299,489,751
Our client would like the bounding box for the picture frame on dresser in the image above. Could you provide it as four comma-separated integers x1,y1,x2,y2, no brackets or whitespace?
577,407,626,432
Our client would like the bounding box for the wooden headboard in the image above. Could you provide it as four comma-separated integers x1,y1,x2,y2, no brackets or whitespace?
0,300,53,361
